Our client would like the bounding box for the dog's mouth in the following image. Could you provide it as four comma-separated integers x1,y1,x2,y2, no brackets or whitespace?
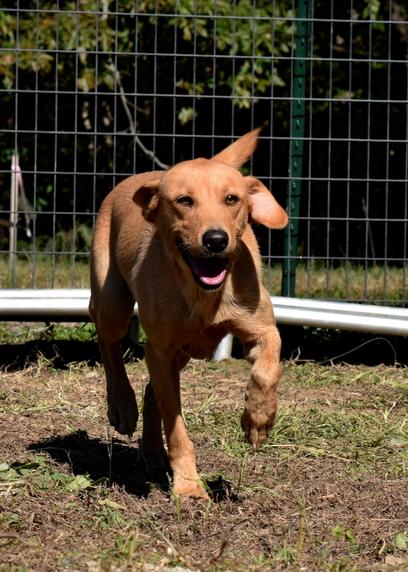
177,242,229,290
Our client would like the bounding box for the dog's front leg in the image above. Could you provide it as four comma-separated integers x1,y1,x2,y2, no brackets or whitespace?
144,341,209,500
240,327,282,449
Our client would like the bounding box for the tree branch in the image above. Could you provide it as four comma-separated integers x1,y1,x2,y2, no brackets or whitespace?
108,62,169,171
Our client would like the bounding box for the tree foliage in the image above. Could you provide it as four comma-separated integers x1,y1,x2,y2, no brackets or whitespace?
0,0,407,265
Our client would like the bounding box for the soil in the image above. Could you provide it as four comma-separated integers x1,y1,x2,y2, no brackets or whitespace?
1,356,408,571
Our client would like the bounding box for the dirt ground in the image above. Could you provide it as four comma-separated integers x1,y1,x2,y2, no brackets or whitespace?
1,353,408,571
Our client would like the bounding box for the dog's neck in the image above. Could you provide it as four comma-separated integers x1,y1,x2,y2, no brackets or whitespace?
180,273,226,323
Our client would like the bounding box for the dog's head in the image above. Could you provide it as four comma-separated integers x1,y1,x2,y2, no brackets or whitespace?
135,129,288,291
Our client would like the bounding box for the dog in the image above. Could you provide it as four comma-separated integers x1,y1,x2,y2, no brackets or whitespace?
89,129,288,499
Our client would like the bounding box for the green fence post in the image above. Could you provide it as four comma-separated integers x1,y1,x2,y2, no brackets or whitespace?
282,0,313,297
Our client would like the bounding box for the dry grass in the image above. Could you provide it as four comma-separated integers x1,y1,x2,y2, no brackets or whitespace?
263,262,408,303
1,356,408,571
0,255,90,289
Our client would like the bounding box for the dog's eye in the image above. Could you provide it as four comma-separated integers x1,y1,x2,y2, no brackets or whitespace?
225,194,240,206
176,195,194,207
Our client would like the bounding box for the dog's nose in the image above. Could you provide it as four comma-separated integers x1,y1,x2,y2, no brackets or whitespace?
202,229,229,253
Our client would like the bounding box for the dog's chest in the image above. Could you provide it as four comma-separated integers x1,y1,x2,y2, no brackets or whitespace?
181,325,228,359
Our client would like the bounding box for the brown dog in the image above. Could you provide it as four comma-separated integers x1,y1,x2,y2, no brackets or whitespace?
89,129,288,499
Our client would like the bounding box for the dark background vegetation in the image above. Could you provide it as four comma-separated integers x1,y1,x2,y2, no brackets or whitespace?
0,0,407,265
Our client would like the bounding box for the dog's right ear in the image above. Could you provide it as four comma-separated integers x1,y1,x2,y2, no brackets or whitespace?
133,178,161,222
212,128,261,169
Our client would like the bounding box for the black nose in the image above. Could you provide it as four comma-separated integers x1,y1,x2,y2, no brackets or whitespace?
202,229,229,253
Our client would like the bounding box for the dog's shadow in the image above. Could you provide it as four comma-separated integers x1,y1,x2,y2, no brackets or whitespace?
27,430,238,501
28,430,164,498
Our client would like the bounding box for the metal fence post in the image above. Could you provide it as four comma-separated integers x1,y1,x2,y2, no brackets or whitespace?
282,0,313,297
10,154,19,284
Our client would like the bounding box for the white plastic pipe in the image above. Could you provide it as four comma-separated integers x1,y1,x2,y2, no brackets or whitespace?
0,289,90,317
271,296,408,336
0,290,407,360
212,332,234,360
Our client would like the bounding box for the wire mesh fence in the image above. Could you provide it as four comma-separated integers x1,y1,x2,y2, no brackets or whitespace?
1,1,407,305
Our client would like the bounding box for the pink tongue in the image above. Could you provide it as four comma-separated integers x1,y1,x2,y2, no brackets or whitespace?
199,269,227,286
190,258,227,286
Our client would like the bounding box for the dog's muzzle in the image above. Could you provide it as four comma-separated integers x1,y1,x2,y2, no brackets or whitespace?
177,239,229,290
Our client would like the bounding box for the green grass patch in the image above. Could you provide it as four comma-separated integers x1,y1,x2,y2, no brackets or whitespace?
0,321,96,345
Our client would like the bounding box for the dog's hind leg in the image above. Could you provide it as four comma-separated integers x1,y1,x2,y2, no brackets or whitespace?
140,381,169,475
144,342,208,499
90,267,138,438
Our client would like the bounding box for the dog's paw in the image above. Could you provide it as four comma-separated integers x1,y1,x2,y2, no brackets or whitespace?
241,387,277,449
172,476,210,501
241,413,275,449
107,389,139,437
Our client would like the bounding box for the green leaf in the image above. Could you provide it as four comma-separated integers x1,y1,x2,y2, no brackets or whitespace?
67,474,92,491
395,532,408,551
178,107,197,125
98,498,126,511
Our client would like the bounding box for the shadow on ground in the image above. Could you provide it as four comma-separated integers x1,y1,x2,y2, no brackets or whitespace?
0,322,406,372
27,430,237,502
0,339,144,371
2,328,407,373
28,430,164,498
280,325,408,366
231,325,407,365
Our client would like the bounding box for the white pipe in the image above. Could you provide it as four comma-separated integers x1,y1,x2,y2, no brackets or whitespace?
271,296,408,336
0,289,90,317
213,333,234,360
0,290,407,337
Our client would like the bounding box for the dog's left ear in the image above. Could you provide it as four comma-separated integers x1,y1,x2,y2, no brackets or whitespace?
245,176,288,229
133,178,161,222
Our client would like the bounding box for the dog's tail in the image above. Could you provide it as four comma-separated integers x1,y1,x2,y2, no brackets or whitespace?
212,128,261,169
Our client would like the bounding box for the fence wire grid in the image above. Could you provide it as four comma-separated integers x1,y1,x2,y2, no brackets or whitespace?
1,0,407,306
